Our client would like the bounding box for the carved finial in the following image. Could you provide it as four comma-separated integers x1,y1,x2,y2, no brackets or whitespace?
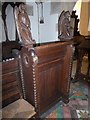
58,10,74,41
14,3,35,46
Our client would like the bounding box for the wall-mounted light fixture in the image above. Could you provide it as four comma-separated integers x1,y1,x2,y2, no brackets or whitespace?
35,1,44,24
39,2,44,24
35,0,44,43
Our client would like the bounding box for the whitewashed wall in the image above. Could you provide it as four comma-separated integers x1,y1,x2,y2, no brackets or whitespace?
1,4,15,42
0,15,6,42
28,2,75,43
27,2,58,43
6,4,15,41
39,2,58,43
27,2,39,43
1,2,75,43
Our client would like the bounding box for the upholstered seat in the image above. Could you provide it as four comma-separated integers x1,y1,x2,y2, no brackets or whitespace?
2,99,36,119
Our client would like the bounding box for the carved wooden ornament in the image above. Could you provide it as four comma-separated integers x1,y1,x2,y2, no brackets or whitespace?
58,10,74,41
14,3,35,46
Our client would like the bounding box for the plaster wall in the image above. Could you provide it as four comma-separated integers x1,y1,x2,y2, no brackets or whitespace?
79,2,90,35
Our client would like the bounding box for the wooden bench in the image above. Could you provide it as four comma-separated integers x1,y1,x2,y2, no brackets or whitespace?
2,57,36,119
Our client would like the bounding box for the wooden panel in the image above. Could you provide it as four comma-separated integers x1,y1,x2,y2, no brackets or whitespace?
2,71,19,85
2,59,19,74
35,42,66,64
20,47,35,106
38,59,63,113
2,59,21,108
2,82,20,108
59,45,73,103
20,41,73,116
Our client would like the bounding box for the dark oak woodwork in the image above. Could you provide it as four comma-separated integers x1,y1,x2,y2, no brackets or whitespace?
14,3,35,46
58,10,74,41
1,3,73,118
1,56,36,119
2,41,21,60
1,58,21,108
20,42,73,115
71,10,80,36
13,3,73,116
70,11,85,60
74,37,90,82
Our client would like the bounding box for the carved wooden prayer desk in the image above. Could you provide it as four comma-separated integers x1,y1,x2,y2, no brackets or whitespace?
14,3,73,117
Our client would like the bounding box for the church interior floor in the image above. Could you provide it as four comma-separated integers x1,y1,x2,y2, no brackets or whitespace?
41,57,90,119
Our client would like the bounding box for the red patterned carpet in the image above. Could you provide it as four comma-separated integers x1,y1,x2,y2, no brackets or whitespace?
41,80,89,119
